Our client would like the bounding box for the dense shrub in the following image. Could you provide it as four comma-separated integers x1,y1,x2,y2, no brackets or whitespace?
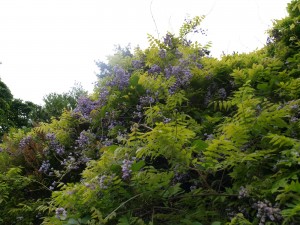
1,1,300,224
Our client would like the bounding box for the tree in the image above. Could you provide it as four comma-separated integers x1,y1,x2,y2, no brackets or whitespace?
8,99,48,128
0,79,13,137
0,79,48,140
42,82,87,120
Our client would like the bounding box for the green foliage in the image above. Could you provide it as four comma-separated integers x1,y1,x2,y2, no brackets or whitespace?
0,78,50,141
43,82,87,121
2,1,300,224
0,79,14,137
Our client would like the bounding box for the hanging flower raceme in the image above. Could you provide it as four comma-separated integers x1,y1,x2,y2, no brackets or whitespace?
45,133,65,156
73,96,99,119
19,136,32,150
107,65,130,90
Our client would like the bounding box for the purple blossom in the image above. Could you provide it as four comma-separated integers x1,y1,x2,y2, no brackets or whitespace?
204,133,214,140
290,117,298,123
99,87,109,103
163,117,171,124
76,131,90,148
164,66,172,79
39,160,50,173
139,95,155,106
165,65,193,94
74,96,99,119
238,186,249,199
61,155,79,170
107,65,130,90
179,58,189,67
133,111,143,118
136,104,142,111
196,63,203,69
158,49,166,58
46,133,55,141
19,136,32,150
55,146,65,155
132,60,143,69
49,181,57,190
99,174,114,189
76,130,95,149
108,122,116,130
55,207,67,220
102,138,113,146
291,104,299,110
46,133,65,156
163,33,173,47
99,175,109,189
148,64,161,74
253,200,282,224
121,158,134,180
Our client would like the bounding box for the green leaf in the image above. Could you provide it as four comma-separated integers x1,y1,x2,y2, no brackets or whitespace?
131,160,145,172
67,218,80,225
192,140,208,152
211,222,221,225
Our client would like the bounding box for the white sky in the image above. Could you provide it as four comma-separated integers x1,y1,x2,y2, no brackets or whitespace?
0,0,291,105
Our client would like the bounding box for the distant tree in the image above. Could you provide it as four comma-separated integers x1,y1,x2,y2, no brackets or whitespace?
8,99,48,128
43,82,87,120
0,79,49,140
0,79,13,137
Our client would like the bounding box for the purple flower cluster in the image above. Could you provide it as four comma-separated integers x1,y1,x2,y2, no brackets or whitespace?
139,95,155,106
49,181,57,190
163,117,171,124
19,136,32,150
148,64,161,74
291,104,299,110
290,116,298,123
107,66,130,90
196,63,203,69
61,154,78,170
76,130,95,149
218,88,227,99
121,158,134,180
74,96,99,119
164,65,192,94
98,174,114,189
163,33,173,47
46,133,65,156
133,111,143,119
39,160,50,173
204,133,214,140
132,60,144,69
102,138,113,147
238,186,249,199
55,207,67,220
159,49,167,59
253,200,282,225
99,87,109,103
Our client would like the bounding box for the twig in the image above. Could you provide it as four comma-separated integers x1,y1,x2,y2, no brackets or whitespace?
150,0,160,39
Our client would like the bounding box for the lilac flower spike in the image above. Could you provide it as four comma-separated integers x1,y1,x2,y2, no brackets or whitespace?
121,158,134,180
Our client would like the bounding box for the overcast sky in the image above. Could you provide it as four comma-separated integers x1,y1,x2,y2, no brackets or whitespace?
0,0,291,105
